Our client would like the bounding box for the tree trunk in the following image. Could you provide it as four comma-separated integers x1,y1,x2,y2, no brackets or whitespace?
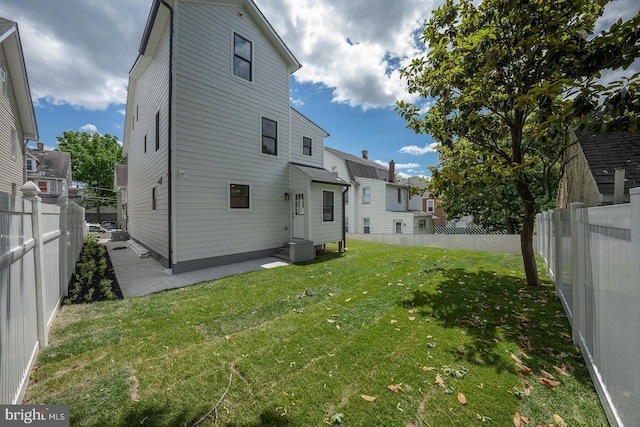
515,177,541,286
520,213,540,286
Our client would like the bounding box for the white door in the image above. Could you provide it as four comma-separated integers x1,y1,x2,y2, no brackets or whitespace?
293,193,305,239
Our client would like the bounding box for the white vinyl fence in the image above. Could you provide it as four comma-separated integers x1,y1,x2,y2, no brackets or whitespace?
536,188,640,427
349,232,523,254
0,182,84,404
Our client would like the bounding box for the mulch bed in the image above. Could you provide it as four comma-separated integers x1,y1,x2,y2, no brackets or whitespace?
64,243,124,304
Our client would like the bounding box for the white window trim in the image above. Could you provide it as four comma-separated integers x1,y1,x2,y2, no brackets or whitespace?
427,199,435,213
322,189,335,223
231,30,255,85
0,67,7,97
227,181,253,211
363,187,371,204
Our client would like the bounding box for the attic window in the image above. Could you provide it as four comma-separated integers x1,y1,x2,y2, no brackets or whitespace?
233,33,252,81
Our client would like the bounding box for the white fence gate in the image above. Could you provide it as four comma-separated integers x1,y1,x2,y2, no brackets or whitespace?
536,188,640,427
0,183,84,404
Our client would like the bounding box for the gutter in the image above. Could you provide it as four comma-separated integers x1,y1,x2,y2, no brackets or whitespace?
160,0,174,269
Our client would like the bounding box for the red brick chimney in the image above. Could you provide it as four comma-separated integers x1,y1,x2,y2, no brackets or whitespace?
389,160,395,182
362,150,368,159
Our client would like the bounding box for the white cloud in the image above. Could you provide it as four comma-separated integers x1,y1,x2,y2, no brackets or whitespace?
400,142,439,156
374,160,421,169
79,124,99,133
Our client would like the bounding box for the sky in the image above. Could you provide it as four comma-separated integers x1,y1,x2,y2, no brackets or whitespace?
0,0,638,179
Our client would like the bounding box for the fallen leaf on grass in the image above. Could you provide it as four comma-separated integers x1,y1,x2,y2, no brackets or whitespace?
460,318,478,327
516,363,531,376
539,378,560,390
435,374,446,387
523,382,533,395
327,319,336,323
390,319,397,324
422,366,435,372
408,317,416,321
513,412,521,427
553,365,570,376
541,370,555,380
224,335,231,340
345,298,351,302
553,414,567,427
387,384,403,393
510,352,523,364
361,394,377,402
457,392,467,405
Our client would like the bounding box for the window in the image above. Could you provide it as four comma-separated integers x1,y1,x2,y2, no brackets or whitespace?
136,105,139,121
295,193,304,215
38,181,47,193
261,117,277,155
230,183,250,209
345,189,349,204
11,129,16,159
345,217,349,233
397,188,402,203
427,199,435,213
233,33,252,81
363,187,370,204
418,219,426,229
303,137,312,156
323,191,334,222
151,187,157,211
0,67,6,96
26,159,34,171
364,218,370,234
155,111,160,151
144,134,147,153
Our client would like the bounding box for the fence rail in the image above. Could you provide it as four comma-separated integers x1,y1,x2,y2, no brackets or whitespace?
0,183,84,404
349,232,524,254
536,188,640,427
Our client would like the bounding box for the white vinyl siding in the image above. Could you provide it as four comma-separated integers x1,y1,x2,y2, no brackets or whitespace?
0,47,26,194
290,108,325,167
172,2,292,263
309,184,343,244
125,22,171,260
386,184,407,211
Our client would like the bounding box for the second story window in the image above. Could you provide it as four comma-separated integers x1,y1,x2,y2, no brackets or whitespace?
155,111,160,151
397,188,402,203
234,33,252,81
303,137,312,156
262,117,277,155
427,199,435,213
11,129,16,160
363,187,370,204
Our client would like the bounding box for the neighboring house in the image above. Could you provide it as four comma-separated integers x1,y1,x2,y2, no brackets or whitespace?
405,176,449,227
114,164,127,230
25,142,71,204
557,131,640,209
123,0,348,273
324,147,433,234
0,17,38,195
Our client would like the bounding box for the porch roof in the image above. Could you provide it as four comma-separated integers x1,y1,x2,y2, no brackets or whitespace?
290,163,350,187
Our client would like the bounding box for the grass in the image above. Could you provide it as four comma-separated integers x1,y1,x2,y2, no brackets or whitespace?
24,240,608,426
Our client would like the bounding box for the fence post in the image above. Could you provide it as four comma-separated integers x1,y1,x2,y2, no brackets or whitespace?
22,181,48,348
553,208,563,290
58,194,68,297
569,202,585,344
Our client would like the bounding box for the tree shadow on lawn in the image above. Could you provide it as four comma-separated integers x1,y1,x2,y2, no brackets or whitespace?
400,266,591,385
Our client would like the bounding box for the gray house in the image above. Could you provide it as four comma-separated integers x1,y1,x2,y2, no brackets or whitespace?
557,131,640,209
0,17,38,195
26,143,71,204
123,0,348,273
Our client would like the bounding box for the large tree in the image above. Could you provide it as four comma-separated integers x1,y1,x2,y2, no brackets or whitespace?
428,139,558,234
57,131,123,222
397,0,639,285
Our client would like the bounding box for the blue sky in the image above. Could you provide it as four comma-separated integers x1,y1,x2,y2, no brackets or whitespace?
1,0,637,179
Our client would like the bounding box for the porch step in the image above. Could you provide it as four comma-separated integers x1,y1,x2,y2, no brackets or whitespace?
273,245,290,261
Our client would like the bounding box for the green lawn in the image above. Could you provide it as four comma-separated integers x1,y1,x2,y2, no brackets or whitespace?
24,240,607,426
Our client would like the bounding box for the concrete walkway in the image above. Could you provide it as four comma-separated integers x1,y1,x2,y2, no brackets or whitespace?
104,240,289,297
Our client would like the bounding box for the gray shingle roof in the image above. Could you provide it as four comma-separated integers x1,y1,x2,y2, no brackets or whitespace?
325,146,389,182
578,132,640,196
290,163,349,186
0,17,17,36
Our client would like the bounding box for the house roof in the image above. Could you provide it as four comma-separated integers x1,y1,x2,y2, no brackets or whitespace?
27,148,71,180
577,131,640,196
290,163,349,186
324,146,389,183
0,17,38,141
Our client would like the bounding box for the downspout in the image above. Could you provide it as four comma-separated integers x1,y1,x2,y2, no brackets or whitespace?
342,186,348,251
161,0,174,269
